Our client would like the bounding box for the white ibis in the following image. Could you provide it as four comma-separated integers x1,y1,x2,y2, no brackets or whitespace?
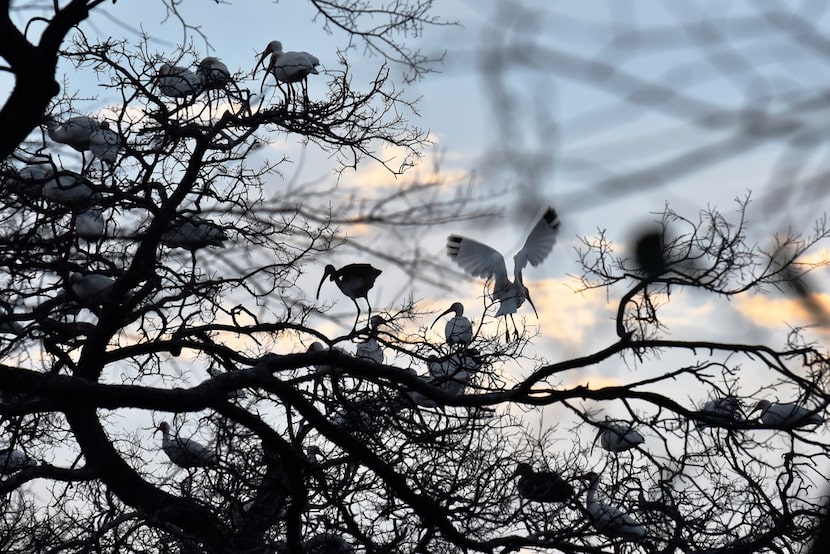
582,471,647,541
307,341,346,373
41,171,100,207
752,400,824,428
355,315,384,364
695,396,742,429
0,448,36,475
156,421,218,468
157,63,202,97
7,164,53,197
161,219,227,250
75,208,106,240
431,302,473,347
196,56,230,90
45,115,99,154
69,273,116,304
89,121,121,165
275,534,355,554
316,263,382,331
446,207,561,340
256,40,319,104
302,533,355,554
514,462,574,503
595,422,644,452
427,350,480,395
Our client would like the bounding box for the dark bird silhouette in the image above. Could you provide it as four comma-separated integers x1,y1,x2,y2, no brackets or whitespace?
447,207,561,340
514,462,574,503
316,263,382,331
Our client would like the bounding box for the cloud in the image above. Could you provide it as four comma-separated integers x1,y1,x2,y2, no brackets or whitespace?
735,292,830,330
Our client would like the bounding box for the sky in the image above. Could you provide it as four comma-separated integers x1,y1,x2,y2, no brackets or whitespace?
4,0,830,550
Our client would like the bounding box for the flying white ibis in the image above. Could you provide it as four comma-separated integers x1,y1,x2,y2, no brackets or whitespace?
156,63,203,97
355,315,384,364
256,40,319,104
161,219,227,250
695,396,742,429
431,302,473,347
752,399,824,428
514,462,574,503
75,208,106,240
595,422,644,452
69,273,116,305
196,56,230,90
446,207,561,340
582,471,647,541
89,121,121,165
316,263,382,331
156,421,218,468
41,171,100,207
0,448,36,474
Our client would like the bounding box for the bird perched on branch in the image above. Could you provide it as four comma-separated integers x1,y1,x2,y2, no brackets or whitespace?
355,315,384,364
316,263,382,332
595,422,644,452
156,421,218,468
695,396,742,430
446,207,561,340
197,56,230,90
156,63,202,97
752,399,824,428
581,471,647,541
256,40,319,105
514,462,573,503
431,301,473,347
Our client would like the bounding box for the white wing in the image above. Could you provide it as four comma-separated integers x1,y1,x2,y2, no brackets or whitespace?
513,207,561,273
446,235,509,290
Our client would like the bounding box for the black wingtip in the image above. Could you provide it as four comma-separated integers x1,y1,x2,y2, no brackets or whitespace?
543,207,561,231
446,235,462,257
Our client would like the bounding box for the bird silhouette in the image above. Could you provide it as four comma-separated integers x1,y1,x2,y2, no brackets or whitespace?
256,40,319,105
431,302,473,347
514,462,574,503
447,207,561,340
316,263,382,332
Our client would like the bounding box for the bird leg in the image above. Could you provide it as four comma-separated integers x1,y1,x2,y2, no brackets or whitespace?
352,299,362,335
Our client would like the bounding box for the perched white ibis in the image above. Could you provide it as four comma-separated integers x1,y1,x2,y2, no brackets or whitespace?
582,471,647,541
69,273,116,304
446,207,561,340
307,341,346,373
752,400,824,428
514,462,574,503
355,315,384,364
157,63,202,97
0,448,36,475
196,56,230,90
45,115,99,154
156,421,218,468
316,263,382,331
595,422,644,452
275,534,355,554
6,164,53,197
427,350,480,395
41,171,100,207
256,40,319,104
695,396,742,429
431,302,473,347
75,208,106,240
89,121,121,165
162,219,227,250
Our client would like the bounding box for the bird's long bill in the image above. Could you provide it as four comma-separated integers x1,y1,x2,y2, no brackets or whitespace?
592,427,603,445
255,49,271,74
430,307,454,330
526,291,539,319
316,271,329,300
